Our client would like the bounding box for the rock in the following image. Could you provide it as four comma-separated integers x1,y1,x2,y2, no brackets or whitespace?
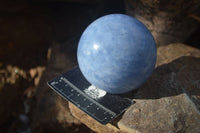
125,0,200,46
68,43,200,133
32,43,94,133
31,3,99,132
156,43,200,67
29,66,46,86
69,103,120,133
0,65,30,132
118,93,200,133
118,44,200,133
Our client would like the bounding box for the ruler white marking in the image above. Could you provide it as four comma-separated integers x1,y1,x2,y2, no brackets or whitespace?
60,77,116,116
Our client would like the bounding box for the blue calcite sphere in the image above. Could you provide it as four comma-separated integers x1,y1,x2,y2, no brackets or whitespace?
77,14,157,94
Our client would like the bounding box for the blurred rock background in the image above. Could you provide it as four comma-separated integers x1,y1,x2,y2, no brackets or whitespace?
0,0,199,133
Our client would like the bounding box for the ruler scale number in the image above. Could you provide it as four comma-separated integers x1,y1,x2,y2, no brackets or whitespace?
48,67,133,125
50,77,115,124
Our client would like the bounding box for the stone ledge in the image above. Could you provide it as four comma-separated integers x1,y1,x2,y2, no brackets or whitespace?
69,103,120,133
68,43,200,133
34,43,200,133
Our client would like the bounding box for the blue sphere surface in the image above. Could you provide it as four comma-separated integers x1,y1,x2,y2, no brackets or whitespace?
77,14,157,94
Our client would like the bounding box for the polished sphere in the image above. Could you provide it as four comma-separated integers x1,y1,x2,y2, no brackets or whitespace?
77,14,157,94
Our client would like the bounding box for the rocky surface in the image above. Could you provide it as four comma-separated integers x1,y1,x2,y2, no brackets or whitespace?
124,0,200,46
1,1,199,133
0,65,30,132
0,2,96,132
33,42,121,133
118,44,200,133
68,43,200,133
118,93,200,133
69,103,120,133
31,43,94,133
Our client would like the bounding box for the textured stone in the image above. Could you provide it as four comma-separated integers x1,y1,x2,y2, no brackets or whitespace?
0,65,30,132
34,42,200,132
69,43,200,133
29,66,46,86
118,44,200,133
69,103,120,133
125,0,200,46
156,43,200,67
118,94,200,133
32,44,93,133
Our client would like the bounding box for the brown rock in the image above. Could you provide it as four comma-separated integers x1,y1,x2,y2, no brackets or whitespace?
31,4,98,132
118,44,200,133
69,103,120,133
29,66,46,86
67,43,200,133
156,43,200,67
118,94,200,133
32,43,93,133
0,65,30,132
33,42,200,133
125,0,200,46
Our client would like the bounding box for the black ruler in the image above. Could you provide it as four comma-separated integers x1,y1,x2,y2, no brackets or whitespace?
47,67,133,125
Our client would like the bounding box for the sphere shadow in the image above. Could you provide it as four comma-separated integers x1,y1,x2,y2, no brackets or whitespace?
120,56,200,100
